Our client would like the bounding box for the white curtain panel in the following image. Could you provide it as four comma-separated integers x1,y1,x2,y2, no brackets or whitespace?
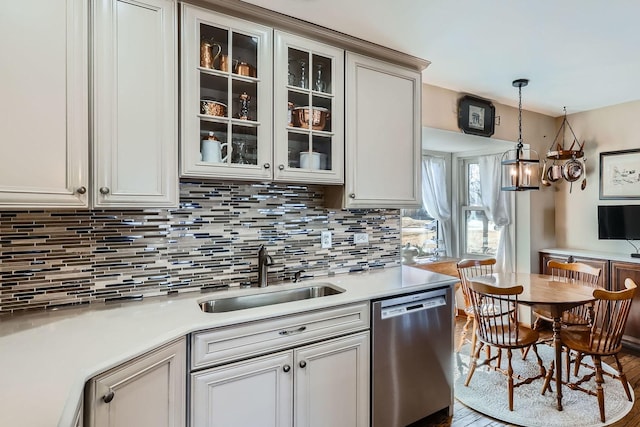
421,156,452,256
479,154,514,273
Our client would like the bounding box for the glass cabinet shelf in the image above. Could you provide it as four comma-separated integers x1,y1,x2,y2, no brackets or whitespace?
181,5,272,180
274,32,343,182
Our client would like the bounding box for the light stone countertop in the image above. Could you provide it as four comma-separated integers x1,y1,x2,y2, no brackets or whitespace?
0,266,457,427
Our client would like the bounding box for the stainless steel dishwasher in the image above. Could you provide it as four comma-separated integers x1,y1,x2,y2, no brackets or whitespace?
371,286,454,427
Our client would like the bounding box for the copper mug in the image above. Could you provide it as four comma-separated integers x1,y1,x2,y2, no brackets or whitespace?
219,54,231,72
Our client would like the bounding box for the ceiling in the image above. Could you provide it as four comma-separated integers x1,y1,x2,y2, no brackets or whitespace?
241,0,640,117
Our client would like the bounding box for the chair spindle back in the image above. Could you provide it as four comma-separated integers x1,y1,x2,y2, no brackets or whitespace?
468,281,522,347
548,260,602,323
589,278,637,354
457,258,496,311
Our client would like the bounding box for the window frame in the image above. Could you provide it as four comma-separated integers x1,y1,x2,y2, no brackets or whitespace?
458,157,496,259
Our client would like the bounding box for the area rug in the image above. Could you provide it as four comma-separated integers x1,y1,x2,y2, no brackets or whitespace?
455,343,634,426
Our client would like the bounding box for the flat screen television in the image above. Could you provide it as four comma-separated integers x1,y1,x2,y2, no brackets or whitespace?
598,205,640,240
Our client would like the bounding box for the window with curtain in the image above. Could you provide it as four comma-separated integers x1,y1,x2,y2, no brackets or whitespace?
401,153,450,260
401,207,439,256
461,159,499,257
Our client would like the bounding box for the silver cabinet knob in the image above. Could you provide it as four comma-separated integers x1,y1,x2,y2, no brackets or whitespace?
99,187,110,195
349,193,356,199
299,361,307,368
76,186,87,195
283,365,291,373
263,163,271,169
278,164,285,170
103,390,115,403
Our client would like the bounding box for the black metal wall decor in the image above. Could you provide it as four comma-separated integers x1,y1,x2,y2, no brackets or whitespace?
458,95,496,137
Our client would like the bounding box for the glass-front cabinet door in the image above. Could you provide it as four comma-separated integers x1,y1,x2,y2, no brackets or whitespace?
181,4,273,180
273,31,344,184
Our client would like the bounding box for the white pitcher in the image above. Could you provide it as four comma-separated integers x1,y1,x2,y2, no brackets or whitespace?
201,138,229,163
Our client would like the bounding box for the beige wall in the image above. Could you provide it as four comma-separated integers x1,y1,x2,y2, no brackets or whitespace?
422,83,557,272
555,100,640,255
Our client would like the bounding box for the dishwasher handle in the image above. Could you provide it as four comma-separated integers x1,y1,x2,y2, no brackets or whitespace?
380,296,447,319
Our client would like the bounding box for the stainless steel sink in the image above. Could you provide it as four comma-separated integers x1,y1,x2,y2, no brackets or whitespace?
199,283,344,313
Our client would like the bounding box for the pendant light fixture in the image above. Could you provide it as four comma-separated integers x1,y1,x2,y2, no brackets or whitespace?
501,79,540,191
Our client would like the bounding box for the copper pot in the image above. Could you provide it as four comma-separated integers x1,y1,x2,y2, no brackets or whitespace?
292,106,329,131
200,99,227,117
235,61,257,77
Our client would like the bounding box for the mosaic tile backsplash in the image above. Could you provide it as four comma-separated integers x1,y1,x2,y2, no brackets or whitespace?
0,180,401,314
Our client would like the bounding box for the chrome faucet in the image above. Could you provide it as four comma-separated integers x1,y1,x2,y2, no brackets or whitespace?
257,245,274,287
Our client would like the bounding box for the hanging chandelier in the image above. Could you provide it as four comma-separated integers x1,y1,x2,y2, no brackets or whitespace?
501,79,540,191
540,107,586,192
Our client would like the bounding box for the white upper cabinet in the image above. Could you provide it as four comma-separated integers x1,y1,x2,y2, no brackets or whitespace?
273,31,344,184
92,0,178,208
0,0,89,208
180,4,273,181
343,52,422,208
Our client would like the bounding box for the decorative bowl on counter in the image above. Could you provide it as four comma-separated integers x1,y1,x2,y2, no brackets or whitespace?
201,99,227,117
292,106,329,131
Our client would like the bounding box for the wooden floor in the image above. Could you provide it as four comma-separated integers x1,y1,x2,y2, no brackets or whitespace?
416,315,640,427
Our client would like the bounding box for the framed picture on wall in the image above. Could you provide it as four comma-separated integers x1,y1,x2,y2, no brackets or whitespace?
457,95,495,137
600,149,640,199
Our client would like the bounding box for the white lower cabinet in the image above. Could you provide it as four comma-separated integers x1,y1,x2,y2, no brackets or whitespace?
293,332,370,427
191,351,293,427
190,332,370,427
85,338,186,427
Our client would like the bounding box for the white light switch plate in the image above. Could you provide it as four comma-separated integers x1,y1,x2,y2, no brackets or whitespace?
321,231,332,248
354,233,369,244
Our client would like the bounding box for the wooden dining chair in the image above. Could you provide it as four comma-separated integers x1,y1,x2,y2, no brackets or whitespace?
531,260,602,377
456,258,497,353
542,278,637,422
533,260,602,330
464,281,547,411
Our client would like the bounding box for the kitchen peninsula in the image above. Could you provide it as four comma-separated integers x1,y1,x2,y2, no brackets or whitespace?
0,267,456,427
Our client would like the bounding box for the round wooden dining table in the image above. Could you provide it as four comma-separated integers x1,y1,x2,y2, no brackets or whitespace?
470,272,598,411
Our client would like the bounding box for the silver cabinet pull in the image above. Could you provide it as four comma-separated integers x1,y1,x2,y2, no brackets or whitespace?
76,186,87,195
349,193,356,198
263,163,271,169
103,390,115,403
278,326,306,336
299,360,307,368
278,164,285,170
99,187,110,195
283,364,291,373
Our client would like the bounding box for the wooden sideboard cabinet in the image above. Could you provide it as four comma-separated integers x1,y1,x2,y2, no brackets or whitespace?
610,261,640,348
540,250,640,349
539,252,609,290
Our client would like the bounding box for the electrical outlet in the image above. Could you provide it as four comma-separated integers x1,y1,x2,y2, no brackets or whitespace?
354,233,369,245
321,231,332,249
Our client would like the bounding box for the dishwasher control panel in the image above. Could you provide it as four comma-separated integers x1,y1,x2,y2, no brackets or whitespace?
380,295,446,319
